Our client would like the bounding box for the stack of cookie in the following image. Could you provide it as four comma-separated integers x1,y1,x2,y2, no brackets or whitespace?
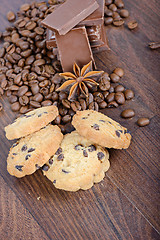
5,107,131,192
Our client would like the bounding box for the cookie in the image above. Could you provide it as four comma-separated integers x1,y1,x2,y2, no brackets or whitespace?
72,110,131,149
7,125,63,178
5,105,59,140
42,131,110,191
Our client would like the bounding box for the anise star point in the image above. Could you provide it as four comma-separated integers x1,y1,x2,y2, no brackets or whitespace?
56,61,104,101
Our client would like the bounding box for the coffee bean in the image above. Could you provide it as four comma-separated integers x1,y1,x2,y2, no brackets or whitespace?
89,102,99,111
0,48,5,58
19,96,29,106
26,21,36,30
35,27,44,35
20,3,30,12
18,59,25,67
109,4,117,12
7,11,16,22
110,73,120,83
112,12,121,20
137,118,150,127
120,9,129,18
114,85,125,92
121,109,135,118
0,103,3,111
148,42,160,50
62,99,71,109
104,17,113,25
18,85,28,97
0,87,4,96
71,101,81,112
19,106,29,114
99,74,110,91
11,102,21,111
113,19,124,27
113,67,124,77
86,93,94,106
68,109,75,117
108,101,118,108
106,93,115,103
54,115,61,125
41,100,52,106
104,8,113,17
79,98,87,110
32,93,43,102
52,92,59,101
9,85,19,91
99,101,107,109
115,92,125,104
21,49,32,58
33,59,45,66
62,115,71,123
105,0,113,6
59,91,68,101
59,106,68,116
114,0,124,8
128,20,138,30
124,89,134,100
93,92,104,103
31,84,40,95
103,91,109,99
39,80,49,88
30,100,41,108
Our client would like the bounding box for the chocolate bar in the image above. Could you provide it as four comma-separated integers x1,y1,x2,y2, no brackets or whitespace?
78,0,105,26
55,26,95,72
41,0,99,35
46,29,57,49
92,25,110,53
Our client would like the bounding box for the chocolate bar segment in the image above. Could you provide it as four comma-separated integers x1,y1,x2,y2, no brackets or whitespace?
92,25,110,53
46,29,57,49
55,27,95,72
78,0,105,26
41,0,99,35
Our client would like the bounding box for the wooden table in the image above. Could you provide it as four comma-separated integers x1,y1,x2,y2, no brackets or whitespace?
0,1,160,239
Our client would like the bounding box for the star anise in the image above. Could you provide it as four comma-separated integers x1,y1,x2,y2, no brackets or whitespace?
56,61,104,100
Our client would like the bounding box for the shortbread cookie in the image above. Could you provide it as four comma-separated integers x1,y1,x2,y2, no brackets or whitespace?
7,125,63,178
72,110,131,149
5,105,59,140
42,131,110,191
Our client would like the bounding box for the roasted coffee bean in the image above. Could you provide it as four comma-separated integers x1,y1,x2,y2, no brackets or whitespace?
20,3,30,11
112,12,121,20
41,100,52,106
53,60,62,72
31,84,40,95
0,87,4,96
59,106,68,116
32,93,43,102
1,79,8,89
62,99,70,109
25,91,32,97
104,8,113,17
137,118,150,127
6,54,16,64
19,106,29,114
25,55,35,65
18,59,25,67
108,101,118,108
0,48,5,58
105,0,113,5
39,80,49,88
148,42,160,50
9,85,19,91
0,102,3,111
11,102,21,111
113,19,124,27
58,91,68,101
89,102,99,111
35,27,44,35
18,85,28,97
33,59,45,66
120,9,129,18
121,109,135,118
40,87,49,96
19,96,29,106
114,85,125,92
113,67,124,77
62,115,71,123
114,0,124,8
68,109,75,117
110,73,120,83
71,101,81,112
30,100,41,108
58,124,66,134
124,89,134,100
115,92,125,104
86,93,94,106
104,17,113,25
6,44,15,54
128,20,138,30
79,98,87,110
54,115,61,125
21,49,32,58
106,93,115,103
103,91,109,99
99,101,107,109
52,92,59,101
99,76,110,91
26,21,36,30
45,93,52,100
93,92,104,103
7,11,16,21
109,4,117,12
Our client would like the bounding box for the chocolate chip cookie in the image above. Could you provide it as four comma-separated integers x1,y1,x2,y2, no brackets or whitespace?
5,105,59,140
72,110,131,149
42,131,110,191
7,125,63,178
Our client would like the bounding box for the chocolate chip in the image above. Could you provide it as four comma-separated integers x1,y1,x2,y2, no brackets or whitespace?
49,158,53,165
99,120,105,123
62,169,70,173
38,114,42,117
88,145,96,152
97,152,105,161
12,153,17,155
124,129,131,134
26,114,32,118
92,124,99,130
115,130,121,137
28,148,35,152
83,150,88,157
15,165,23,171
82,117,87,119
75,144,83,150
35,164,40,169
12,142,18,148
57,154,64,161
42,164,49,171
53,180,56,184
21,144,27,151
25,154,31,160
55,147,62,155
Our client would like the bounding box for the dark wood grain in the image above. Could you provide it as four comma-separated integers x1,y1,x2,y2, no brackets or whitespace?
0,0,160,239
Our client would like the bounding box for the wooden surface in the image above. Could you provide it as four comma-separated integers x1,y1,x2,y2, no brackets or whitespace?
0,0,160,239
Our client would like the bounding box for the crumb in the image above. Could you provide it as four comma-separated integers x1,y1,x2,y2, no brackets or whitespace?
37,196,41,200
